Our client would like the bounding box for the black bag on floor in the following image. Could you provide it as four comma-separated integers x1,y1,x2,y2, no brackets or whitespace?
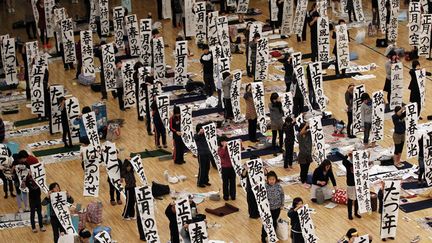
152,181,170,198
376,38,388,48
91,83,101,92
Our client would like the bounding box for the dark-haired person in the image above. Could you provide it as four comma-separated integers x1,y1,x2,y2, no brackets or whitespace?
59,97,73,148
278,53,294,92
409,60,431,119
418,136,426,186
74,106,92,145
194,124,211,188
345,84,356,138
308,3,320,62
41,182,74,243
241,162,260,218
115,60,125,111
244,84,258,142
261,171,284,242
0,149,15,198
218,136,236,200
249,33,260,81
269,93,284,154
170,106,185,164
298,122,312,188
332,19,349,77
288,197,305,243
36,0,50,49
283,116,295,169
342,153,361,220
17,150,39,166
151,98,167,149
222,72,234,120
339,228,373,243
360,93,373,148
346,0,357,22
165,199,197,243
79,228,92,243
0,116,4,143
200,45,215,97
24,173,46,233
311,159,337,202
133,61,145,121
121,159,136,220
383,50,399,104
392,106,406,167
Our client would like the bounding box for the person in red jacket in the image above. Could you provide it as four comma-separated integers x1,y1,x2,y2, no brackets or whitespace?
218,136,236,201
169,106,185,164
18,150,39,166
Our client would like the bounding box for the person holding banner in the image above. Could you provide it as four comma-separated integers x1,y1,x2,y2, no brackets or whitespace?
339,228,373,243
283,116,295,169
345,84,356,138
261,171,284,243
41,182,74,243
59,97,73,148
287,197,305,243
298,122,312,188
115,60,125,111
0,153,15,198
165,199,197,243
360,93,373,147
278,53,294,92
392,106,406,167
222,72,234,120
332,19,350,76
133,62,145,121
308,3,320,62
170,106,186,164
218,136,236,201
241,162,260,218
73,106,92,145
249,33,260,81
244,84,258,142
409,60,431,117
269,93,284,154
311,159,337,202
200,45,215,97
342,153,362,220
418,137,426,186
108,157,123,206
195,124,212,188
24,174,46,233
372,0,379,28
36,0,50,48
346,0,357,23
383,50,399,104
151,99,167,149
120,159,136,220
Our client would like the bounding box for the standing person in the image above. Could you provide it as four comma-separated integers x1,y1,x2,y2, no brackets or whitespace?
218,136,236,201
41,182,74,243
73,106,92,145
108,156,123,206
21,45,31,100
75,41,82,79
308,3,320,62
332,19,349,77
278,53,294,92
372,0,379,28
292,76,305,117
295,0,307,42
121,159,136,220
345,84,356,138
418,136,426,186
151,98,167,149
310,159,337,202
241,162,260,218
283,116,295,169
346,0,356,22
169,106,186,164
194,124,212,188
0,115,5,143
288,197,305,243
94,41,108,100
25,0,37,39
244,84,258,142
133,61,145,121
383,50,399,104
276,0,284,30
342,153,361,220
409,60,431,118
222,72,234,121
297,122,312,188
200,45,215,97
249,33,260,81
244,22,253,77
261,171,284,243
269,93,284,154
392,106,406,167
0,148,15,198
12,158,29,213
171,0,184,28
360,93,373,148
115,60,125,111
165,199,197,243
36,0,50,48
58,97,72,148
24,174,46,233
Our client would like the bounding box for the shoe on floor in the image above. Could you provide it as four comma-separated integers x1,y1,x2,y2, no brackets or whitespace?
110,200,116,206
204,183,211,186
197,184,206,188
410,235,420,243
355,213,362,218
32,228,38,233
40,226,46,232
117,200,122,205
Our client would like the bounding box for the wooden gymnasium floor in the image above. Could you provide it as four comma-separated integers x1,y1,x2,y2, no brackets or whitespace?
1,0,432,242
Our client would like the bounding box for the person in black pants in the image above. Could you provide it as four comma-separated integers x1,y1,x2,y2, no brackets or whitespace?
241,162,260,218
115,60,125,111
308,4,320,62
136,204,146,241
25,174,46,232
292,77,305,117
283,117,295,169
346,0,356,23
342,153,361,220
59,44,75,71
345,84,355,138
165,199,197,243
157,0,163,20
151,99,167,148
58,97,73,148
297,123,312,188
218,136,236,200
170,106,185,164
133,62,145,121
75,41,82,79
200,45,215,97
194,124,211,188
121,160,136,219
244,84,258,142
288,197,305,243
109,159,123,205
295,0,307,42
332,19,349,76
0,149,15,198
94,41,108,99
42,182,74,243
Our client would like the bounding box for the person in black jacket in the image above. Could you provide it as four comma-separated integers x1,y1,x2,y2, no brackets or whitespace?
108,158,123,206
165,199,197,243
408,60,431,118
151,98,167,149
308,3,320,62
41,182,74,243
170,106,185,164
311,159,337,202
241,163,260,219
278,53,294,92
121,159,136,219
24,174,46,232
133,61,145,121
194,123,212,188
58,97,72,148
288,197,305,243
332,19,350,77
343,153,361,220
283,117,295,169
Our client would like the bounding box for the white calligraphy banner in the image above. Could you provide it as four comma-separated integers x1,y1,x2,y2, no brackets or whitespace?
99,0,110,36
309,62,327,111
251,82,267,134
140,19,152,66
82,145,100,197
298,204,318,242
113,7,125,49
236,0,249,13
101,43,116,91
102,141,126,199
294,65,313,111
424,130,432,186
66,97,81,144
227,139,247,191
175,41,188,85
354,234,370,243
153,37,166,80
415,69,426,112
406,103,418,159
309,116,326,164
231,70,242,122
175,197,192,241
156,95,170,135
419,14,432,58
378,0,387,33
280,92,293,119
125,14,141,57
50,191,76,235
353,0,365,22
317,17,330,62
203,123,222,177
82,111,101,151
293,0,308,36
30,163,49,194
371,90,385,142
335,24,350,71
188,221,209,243
30,65,46,116
25,41,38,84
380,180,401,239
122,60,137,108
352,150,371,214
2,38,18,85
80,30,95,77
390,62,403,110
44,0,55,37
281,0,294,36
352,84,365,135
60,18,77,64
408,2,421,47
49,85,65,134
180,105,197,156
185,0,195,37
387,0,399,43
207,11,219,47
94,231,112,243
130,155,148,185
137,67,149,118
217,16,231,59
195,2,207,45
255,38,269,81
135,185,161,242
